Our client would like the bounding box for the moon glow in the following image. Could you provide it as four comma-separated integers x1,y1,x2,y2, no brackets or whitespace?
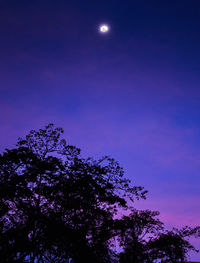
99,24,109,33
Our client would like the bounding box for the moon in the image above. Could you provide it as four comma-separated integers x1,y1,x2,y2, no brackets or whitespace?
99,24,109,33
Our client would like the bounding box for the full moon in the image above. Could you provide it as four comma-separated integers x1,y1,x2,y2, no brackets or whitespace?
99,24,109,33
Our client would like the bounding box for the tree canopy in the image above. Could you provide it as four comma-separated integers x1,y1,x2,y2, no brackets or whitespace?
0,124,199,262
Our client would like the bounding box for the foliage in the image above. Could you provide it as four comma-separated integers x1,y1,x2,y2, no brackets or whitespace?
118,210,200,263
0,124,146,262
0,124,199,262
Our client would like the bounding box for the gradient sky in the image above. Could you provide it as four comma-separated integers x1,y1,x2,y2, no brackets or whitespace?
1,0,200,260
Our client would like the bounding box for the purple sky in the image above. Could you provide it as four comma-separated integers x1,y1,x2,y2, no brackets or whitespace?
1,1,200,260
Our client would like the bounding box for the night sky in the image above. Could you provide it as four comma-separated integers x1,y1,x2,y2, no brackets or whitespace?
1,0,200,260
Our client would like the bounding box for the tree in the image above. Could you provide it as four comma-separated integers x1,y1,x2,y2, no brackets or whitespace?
118,210,200,263
0,124,146,262
0,124,199,262
118,209,164,263
147,226,200,262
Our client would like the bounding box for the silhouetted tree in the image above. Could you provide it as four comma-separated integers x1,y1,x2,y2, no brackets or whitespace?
118,210,200,263
118,209,164,263
0,124,199,262
0,124,146,262
147,226,200,262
